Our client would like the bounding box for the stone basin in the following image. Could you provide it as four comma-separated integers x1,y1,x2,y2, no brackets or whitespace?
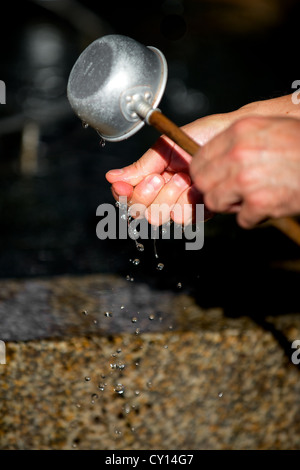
0,273,300,450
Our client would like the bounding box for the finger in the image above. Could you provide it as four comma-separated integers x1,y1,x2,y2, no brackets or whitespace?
128,174,165,218
203,164,268,213
145,172,191,225
161,170,174,183
105,136,174,187
111,181,133,201
106,133,194,187
236,189,273,228
171,185,205,224
204,182,243,213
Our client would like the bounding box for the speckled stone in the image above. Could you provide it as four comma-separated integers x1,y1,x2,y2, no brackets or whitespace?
0,274,300,450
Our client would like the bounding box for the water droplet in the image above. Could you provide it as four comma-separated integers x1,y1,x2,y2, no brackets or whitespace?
104,311,112,317
135,328,140,335
82,121,89,129
85,376,91,382
116,348,122,354
91,393,98,403
82,310,88,315
132,258,140,266
93,319,98,325
147,381,152,389
99,138,106,148
120,305,125,310
149,314,155,321
131,317,138,323
135,390,140,396
136,243,144,252
163,344,168,349
114,383,125,395
123,404,131,414
218,392,223,398
72,443,77,448
75,403,81,408
177,282,182,288
156,263,164,271
98,383,106,391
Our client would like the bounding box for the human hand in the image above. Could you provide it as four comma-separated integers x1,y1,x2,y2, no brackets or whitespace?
106,113,231,225
190,116,300,228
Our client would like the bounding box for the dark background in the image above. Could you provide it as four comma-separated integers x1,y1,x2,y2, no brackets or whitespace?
0,0,299,317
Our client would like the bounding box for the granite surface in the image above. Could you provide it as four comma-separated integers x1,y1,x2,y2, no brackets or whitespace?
0,273,300,450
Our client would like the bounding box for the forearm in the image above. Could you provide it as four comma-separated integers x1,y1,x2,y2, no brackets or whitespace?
237,93,300,119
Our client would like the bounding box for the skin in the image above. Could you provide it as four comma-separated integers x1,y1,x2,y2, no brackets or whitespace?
106,93,300,228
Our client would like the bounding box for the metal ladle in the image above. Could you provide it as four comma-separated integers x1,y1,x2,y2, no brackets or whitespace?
67,34,300,246
67,34,198,155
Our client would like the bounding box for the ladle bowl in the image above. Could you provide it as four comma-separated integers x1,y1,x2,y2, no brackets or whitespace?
67,34,167,141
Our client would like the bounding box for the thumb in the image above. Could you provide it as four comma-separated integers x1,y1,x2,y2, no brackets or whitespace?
106,136,174,186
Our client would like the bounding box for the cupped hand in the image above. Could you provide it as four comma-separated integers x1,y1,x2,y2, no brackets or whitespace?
106,114,230,225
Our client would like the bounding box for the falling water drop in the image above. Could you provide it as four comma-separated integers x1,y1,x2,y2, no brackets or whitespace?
218,392,223,398
148,314,155,321
136,242,144,252
82,121,89,129
85,376,91,382
132,258,140,266
156,263,164,271
131,317,138,323
91,393,98,404
99,138,106,148
82,310,88,315
177,282,182,289
114,383,125,395
104,311,112,317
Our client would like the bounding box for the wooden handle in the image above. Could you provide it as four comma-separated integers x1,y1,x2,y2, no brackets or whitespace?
148,110,200,156
267,217,300,247
148,109,300,247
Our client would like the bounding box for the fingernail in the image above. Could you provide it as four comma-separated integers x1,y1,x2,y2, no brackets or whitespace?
147,175,163,190
107,169,124,176
173,173,190,187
